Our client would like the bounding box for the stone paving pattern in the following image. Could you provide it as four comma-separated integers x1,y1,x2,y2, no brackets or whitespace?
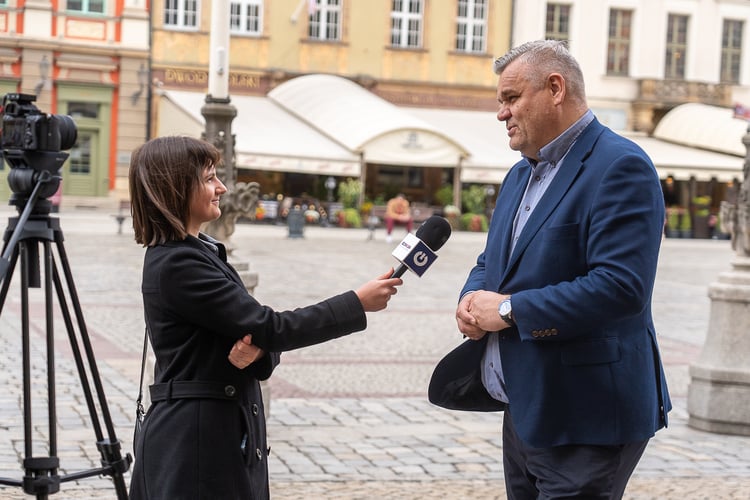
0,206,748,499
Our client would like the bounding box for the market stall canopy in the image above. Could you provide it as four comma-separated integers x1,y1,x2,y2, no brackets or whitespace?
156,77,744,184
267,74,469,167
159,89,361,176
646,103,746,182
623,132,742,182
653,102,747,157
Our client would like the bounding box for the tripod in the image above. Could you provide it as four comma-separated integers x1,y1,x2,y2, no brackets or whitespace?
0,171,131,499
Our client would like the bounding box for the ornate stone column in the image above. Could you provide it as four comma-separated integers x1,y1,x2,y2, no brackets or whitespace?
687,125,750,435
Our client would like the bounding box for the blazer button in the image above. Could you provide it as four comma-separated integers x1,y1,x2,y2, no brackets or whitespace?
252,403,259,416
256,448,263,460
224,385,236,397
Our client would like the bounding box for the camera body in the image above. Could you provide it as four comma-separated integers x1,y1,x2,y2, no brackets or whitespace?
0,93,78,208
1,93,77,153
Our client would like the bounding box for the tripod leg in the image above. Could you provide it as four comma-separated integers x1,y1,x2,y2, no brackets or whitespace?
50,235,131,498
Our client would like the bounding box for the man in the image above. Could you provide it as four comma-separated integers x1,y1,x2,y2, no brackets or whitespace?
431,40,671,498
384,193,413,243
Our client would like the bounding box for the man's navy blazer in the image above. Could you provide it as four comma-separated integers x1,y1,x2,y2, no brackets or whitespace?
434,118,671,448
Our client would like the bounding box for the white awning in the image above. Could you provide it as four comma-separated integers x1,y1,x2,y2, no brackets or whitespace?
159,90,361,176
156,82,744,184
653,103,748,157
268,74,469,166
624,132,743,182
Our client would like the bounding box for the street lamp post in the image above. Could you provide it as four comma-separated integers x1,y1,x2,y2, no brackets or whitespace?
325,176,336,202
200,0,259,251
687,124,750,436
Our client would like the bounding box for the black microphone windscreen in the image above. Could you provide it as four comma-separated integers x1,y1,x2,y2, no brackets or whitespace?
415,215,451,251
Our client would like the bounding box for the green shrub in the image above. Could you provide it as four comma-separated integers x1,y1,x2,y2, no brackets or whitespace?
434,185,454,207
461,185,487,214
340,207,362,228
337,178,362,209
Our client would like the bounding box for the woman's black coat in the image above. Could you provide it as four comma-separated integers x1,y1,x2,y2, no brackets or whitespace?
129,235,367,499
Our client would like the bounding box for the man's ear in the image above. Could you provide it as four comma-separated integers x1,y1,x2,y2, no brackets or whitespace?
548,73,566,104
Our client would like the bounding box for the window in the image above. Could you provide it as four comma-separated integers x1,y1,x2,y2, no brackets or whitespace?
67,0,104,14
68,102,99,119
308,0,341,41
545,3,570,42
607,9,632,76
390,0,423,48
69,133,92,175
665,14,688,79
456,0,487,53
164,0,198,29
230,0,262,35
720,19,743,84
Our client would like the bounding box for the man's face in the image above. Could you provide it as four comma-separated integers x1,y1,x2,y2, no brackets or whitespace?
495,60,555,160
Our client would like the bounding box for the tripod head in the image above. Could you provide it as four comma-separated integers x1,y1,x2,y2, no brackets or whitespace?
0,93,77,282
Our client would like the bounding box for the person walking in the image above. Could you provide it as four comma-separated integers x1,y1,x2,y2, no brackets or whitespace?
430,40,671,499
127,135,402,500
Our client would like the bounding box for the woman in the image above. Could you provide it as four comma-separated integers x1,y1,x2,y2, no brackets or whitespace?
128,136,401,499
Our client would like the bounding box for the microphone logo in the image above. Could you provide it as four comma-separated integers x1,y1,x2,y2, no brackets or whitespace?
413,251,429,267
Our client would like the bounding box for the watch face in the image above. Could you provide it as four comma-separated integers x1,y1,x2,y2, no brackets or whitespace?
499,300,512,316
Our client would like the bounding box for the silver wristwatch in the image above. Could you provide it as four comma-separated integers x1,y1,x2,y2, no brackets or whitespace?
498,297,514,325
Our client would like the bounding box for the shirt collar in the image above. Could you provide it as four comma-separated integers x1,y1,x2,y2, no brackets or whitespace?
530,109,595,166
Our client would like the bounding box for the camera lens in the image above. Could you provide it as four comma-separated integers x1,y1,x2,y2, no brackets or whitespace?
53,114,78,151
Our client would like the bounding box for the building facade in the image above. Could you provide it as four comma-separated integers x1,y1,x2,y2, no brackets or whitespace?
0,0,150,204
513,0,750,236
150,0,514,205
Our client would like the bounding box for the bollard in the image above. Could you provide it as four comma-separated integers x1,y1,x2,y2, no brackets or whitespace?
287,207,304,238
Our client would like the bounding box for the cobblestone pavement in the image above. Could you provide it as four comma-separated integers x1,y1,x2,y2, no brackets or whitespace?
0,206,748,499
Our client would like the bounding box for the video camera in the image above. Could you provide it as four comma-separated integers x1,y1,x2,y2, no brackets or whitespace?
0,93,77,207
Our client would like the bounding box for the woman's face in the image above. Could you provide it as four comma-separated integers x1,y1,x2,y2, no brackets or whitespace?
187,163,227,236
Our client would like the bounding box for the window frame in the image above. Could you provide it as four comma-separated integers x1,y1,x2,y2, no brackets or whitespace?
308,0,342,42
390,0,424,49
665,13,689,80
66,0,105,15
545,3,570,42
163,0,199,31
606,8,632,77
455,0,487,54
230,0,263,36
720,18,743,84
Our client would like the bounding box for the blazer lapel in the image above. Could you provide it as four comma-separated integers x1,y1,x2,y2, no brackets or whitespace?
497,163,531,269
505,120,604,274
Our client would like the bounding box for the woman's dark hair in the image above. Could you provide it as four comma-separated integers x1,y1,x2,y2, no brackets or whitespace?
129,136,222,246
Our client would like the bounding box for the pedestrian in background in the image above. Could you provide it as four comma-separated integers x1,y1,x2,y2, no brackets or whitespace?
431,40,671,499
127,136,402,499
384,193,413,243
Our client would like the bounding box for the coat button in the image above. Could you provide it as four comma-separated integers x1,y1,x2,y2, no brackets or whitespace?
256,448,263,460
252,404,259,416
224,385,236,397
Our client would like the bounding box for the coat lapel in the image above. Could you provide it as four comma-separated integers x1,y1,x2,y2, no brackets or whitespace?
504,120,604,275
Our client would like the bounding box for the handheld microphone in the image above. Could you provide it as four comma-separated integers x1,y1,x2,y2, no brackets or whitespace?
391,215,451,278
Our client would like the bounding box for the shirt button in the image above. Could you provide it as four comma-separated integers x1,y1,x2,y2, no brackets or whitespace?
224,385,236,397
525,206,530,211
252,404,259,416
256,448,263,460
535,175,541,181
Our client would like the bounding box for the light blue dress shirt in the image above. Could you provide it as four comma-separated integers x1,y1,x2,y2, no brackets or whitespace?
480,110,595,403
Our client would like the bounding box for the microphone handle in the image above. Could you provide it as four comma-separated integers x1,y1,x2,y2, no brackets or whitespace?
392,263,408,279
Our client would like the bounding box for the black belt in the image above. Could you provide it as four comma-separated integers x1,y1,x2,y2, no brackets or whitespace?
149,381,239,402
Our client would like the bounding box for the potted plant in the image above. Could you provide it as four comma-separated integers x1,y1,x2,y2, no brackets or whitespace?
443,204,461,229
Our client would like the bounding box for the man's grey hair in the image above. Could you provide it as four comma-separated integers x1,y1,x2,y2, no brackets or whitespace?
493,40,586,101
